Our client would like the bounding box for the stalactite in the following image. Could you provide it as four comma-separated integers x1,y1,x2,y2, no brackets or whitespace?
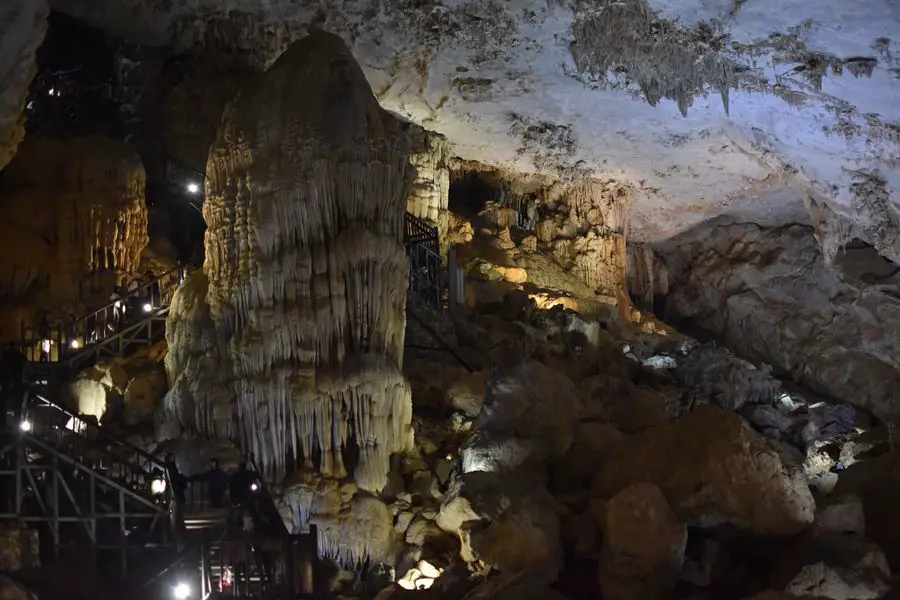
164,31,414,494
626,243,669,312
0,136,149,338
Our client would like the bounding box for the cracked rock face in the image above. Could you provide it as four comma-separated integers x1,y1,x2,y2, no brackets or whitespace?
0,0,48,171
662,221,900,422
49,0,900,262
163,32,413,494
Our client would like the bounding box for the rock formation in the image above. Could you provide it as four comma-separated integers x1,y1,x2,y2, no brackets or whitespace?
0,136,149,339
164,32,414,494
662,221,900,422
0,0,48,171
406,123,450,241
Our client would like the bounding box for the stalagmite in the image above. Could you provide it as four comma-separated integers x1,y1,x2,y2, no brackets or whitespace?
164,31,414,493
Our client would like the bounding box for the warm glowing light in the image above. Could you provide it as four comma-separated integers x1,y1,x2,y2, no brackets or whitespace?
173,582,190,600
143,303,153,313
151,478,167,495
186,183,200,194
19,421,32,433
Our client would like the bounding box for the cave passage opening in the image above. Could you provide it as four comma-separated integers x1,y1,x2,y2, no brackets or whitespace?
448,171,502,219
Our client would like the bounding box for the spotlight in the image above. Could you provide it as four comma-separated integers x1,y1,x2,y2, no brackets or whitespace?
186,182,200,194
70,339,80,349
250,482,259,492
151,477,167,495
19,421,32,433
143,303,153,313
172,582,190,600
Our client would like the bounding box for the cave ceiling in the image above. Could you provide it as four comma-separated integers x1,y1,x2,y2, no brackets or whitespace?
37,0,900,253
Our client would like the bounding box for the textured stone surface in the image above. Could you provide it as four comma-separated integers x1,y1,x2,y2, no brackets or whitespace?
663,222,900,422
163,32,413,498
598,483,687,600
0,0,47,171
592,406,816,535
0,136,149,340
47,0,900,263
0,524,39,573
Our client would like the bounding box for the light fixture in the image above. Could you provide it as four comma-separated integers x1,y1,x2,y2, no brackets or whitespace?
19,421,32,433
172,582,190,600
143,303,153,313
186,182,200,194
250,482,259,492
151,477,167,496
70,339,80,349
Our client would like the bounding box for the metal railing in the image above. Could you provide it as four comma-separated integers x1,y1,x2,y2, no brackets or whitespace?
19,267,185,364
22,394,171,505
404,213,443,308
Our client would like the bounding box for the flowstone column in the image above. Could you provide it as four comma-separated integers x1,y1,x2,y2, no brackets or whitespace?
166,32,414,492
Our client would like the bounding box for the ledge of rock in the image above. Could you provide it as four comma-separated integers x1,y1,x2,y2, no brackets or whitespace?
591,405,816,536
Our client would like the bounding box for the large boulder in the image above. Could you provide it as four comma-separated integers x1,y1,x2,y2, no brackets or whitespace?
477,360,578,460
769,531,892,600
553,422,625,490
437,471,563,581
445,371,487,417
598,483,687,600
591,406,815,535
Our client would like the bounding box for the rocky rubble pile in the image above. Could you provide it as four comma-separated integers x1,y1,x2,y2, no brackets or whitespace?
346,282,899,600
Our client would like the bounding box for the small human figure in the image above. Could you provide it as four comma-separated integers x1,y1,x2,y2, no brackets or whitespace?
164,452,187,505
229,462,258,510
65,314,77,353
196,458,229,508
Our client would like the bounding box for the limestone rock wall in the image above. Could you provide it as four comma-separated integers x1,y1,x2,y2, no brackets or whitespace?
0,1,48,171
164,32,414,493
531,178,635,315
627,243,669,311
0,136,149,340
661,222,900,422
406,123,450,239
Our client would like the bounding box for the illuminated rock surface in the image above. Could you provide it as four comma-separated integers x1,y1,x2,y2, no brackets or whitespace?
164,32,413,493
0,136,148,339
47,0,900,262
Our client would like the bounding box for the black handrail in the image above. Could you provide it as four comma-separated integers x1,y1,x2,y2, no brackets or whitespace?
21,394,170,510
19,266,186,364
404,213,443,309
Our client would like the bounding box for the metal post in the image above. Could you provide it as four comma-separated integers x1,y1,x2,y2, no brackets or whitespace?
14,443,23,514
448,246,464,310
119,489,127,578
89,470,97,545
200,543,207,599
52,455,60,557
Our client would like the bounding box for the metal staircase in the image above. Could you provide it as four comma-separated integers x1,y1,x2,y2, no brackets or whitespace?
404,212,444,309
18,266,184,385
0,393,173,578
